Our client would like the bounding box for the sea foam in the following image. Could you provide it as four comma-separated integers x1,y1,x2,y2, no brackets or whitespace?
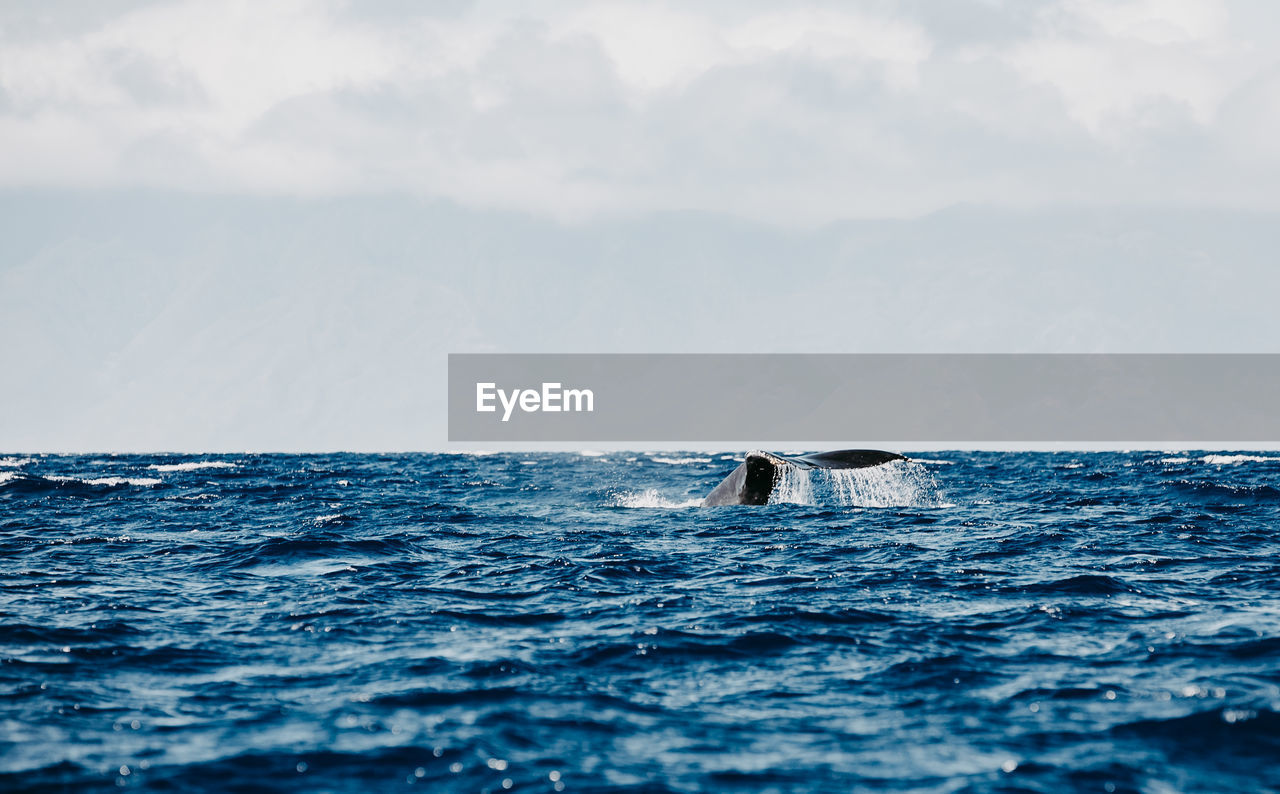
147,461,238,472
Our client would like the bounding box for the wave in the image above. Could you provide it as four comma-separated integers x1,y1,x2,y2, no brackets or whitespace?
568,629,802,668
607,489,701,508
0,456,34,467
313,513,357,527
1112,707,1280,747
1173,480,1280,501
737,607,897,627
648,456,712,465
214,534,418,571
1160,454,1280,465
1021,574,1137,595
48,475,162,487
0,620,143,645
1202,454,1280,465
1,473,162,491
147,461,237,472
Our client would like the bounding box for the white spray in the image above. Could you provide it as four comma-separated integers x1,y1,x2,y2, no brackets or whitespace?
767,460,943,508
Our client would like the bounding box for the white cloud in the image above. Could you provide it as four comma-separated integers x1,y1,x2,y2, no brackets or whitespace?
0,0,1278,222
727,8,933,88
1062,0,1228,44
556,4,727,94
1007,0,1254,133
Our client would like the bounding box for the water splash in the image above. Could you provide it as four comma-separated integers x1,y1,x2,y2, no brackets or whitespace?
771,462,814,505
609,489,702,509
769,460,943,508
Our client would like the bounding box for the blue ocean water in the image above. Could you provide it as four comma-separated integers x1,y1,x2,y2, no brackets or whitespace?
2,451,1279,793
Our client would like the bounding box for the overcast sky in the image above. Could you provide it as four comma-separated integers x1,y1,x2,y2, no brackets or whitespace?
2,1,1279,451
4,0,1280,222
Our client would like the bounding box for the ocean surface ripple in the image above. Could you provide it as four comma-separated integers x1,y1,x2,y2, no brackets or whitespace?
1,451,1279,792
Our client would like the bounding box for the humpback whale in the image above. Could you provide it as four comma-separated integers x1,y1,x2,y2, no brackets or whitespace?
702,449,906,506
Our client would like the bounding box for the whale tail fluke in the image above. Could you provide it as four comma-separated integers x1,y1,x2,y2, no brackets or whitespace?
701,449,905,506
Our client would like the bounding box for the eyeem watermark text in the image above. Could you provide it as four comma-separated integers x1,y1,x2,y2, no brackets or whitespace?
476,382,595,422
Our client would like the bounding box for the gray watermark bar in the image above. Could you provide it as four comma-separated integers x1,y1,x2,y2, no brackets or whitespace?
448,354,1280,442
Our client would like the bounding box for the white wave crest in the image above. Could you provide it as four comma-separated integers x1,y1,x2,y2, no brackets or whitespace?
46,475,162,487
1160,454,1280,465
649,456,712,465
313,513,356,526
608,489,701,509
147,461,237,472
0,472,19,486
909,458,954,465
1201,454,1280,465
0,457,33,468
